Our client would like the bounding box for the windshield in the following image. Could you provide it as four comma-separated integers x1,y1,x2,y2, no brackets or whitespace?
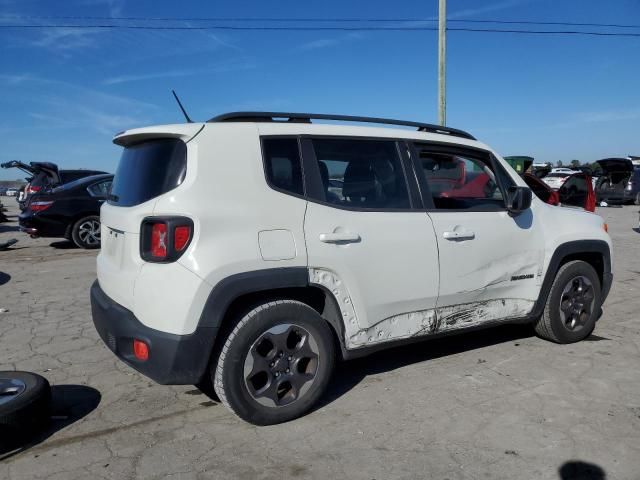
108,138,187,207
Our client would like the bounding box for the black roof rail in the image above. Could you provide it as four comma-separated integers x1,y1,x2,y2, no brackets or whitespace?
208,112,476,140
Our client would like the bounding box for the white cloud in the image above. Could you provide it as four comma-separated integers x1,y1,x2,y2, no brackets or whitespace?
31,27,106,51
448,0,532,19
102,61,256,86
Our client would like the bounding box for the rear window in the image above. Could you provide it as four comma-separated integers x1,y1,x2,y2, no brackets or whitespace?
109,139,187,207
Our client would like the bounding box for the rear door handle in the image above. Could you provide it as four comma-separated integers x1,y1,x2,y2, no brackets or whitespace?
443,230,475,241
319,232,361,243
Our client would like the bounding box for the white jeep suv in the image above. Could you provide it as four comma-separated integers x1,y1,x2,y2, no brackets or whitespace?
91,112,612,425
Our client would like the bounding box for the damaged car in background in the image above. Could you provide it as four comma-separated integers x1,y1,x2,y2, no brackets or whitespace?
19,174,113,249
1,160,107,211
594,158,640,205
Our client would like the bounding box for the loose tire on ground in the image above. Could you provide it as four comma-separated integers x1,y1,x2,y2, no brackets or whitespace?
71,215,101,249
0,371,51,449
534,260,602,344
212,300,335,425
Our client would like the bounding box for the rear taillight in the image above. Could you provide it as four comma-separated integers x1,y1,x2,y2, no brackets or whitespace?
141,217,193,262
150,223,167,258
30,200,54,212
29,185,41,194
548,191,560,206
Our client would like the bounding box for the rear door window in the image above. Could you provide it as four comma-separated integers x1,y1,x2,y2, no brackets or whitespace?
308,138,410,209
109,139,187,207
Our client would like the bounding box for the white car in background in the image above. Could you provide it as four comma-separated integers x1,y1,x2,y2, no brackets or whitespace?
5,188,18,197
543,170,579,190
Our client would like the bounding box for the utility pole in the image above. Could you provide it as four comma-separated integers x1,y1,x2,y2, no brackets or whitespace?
438,0,447,126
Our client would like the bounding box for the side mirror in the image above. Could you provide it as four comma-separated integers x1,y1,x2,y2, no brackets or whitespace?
506,186,532,214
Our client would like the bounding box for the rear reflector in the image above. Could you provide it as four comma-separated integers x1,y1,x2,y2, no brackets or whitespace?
30,201,54,212
133,339,149,361
150,223,167,258
174,226,191,251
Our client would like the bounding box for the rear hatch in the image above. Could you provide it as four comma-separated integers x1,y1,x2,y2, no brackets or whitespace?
595,158,633,199
97,124,203,310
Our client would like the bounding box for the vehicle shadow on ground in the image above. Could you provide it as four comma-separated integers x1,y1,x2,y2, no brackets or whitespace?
0,385,101,460
0,225,19,233
632,227,640,234
316,324,535,410
49,240,77,249
0,272,10,286
558,460,606,479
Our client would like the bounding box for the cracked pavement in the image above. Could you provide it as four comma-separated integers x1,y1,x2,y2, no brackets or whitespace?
1,201,639,479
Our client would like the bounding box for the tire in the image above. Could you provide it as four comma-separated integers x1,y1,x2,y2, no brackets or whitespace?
534,260,602,344
71,215,101,249
0,371,51,449
213,300,335,425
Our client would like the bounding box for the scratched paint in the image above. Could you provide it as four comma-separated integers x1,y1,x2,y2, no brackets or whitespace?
310,267,535,350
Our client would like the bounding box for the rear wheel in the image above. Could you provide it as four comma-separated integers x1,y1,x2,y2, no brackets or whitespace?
213,300,335,425
534,260,601,343
71,215,101,249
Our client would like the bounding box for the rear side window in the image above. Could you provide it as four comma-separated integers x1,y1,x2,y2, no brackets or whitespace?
262,138,304,196
109,139,187,207
87,180,112,197
309,138,410,209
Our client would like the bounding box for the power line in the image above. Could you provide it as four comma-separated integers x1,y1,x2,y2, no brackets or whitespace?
1,24,640,37
1,16,640,29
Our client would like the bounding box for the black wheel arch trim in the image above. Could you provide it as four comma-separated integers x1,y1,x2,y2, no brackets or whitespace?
197,267,310,329
197,267,351,359
528,239,612,320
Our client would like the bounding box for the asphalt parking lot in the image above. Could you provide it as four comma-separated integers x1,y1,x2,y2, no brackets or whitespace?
1,201,639,480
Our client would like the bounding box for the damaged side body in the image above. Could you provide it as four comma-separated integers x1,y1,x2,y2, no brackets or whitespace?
310,268,536,350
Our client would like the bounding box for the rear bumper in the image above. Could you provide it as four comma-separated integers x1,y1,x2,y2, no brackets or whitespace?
18,213,67,237
90,280,217,385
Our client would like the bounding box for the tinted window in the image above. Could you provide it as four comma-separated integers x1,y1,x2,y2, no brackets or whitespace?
109,139,187,207
262,138,304,196
414,145,505,210
310,139,410,209
559,174,588,207
87,180,113,197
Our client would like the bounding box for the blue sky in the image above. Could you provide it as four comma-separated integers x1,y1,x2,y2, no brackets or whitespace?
1,0,639,180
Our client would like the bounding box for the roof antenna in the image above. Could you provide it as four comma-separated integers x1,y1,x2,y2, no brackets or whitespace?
172,90,193,123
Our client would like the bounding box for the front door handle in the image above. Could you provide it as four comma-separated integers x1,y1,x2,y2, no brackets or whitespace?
319,232,361,243
443,230,475,241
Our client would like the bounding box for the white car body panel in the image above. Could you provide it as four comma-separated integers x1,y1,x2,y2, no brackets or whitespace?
96,120,612,347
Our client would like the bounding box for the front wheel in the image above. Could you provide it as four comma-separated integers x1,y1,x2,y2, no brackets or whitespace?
534,260,602,343
71,215,101,249
213,300,335,425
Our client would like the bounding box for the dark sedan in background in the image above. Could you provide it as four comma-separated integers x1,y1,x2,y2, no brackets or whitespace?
19,174,113,249
1,160,107,210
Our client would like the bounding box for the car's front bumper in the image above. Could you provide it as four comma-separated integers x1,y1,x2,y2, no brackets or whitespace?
90,280,217,385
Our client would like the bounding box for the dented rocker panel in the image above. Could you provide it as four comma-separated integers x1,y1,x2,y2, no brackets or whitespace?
309,267,535,350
